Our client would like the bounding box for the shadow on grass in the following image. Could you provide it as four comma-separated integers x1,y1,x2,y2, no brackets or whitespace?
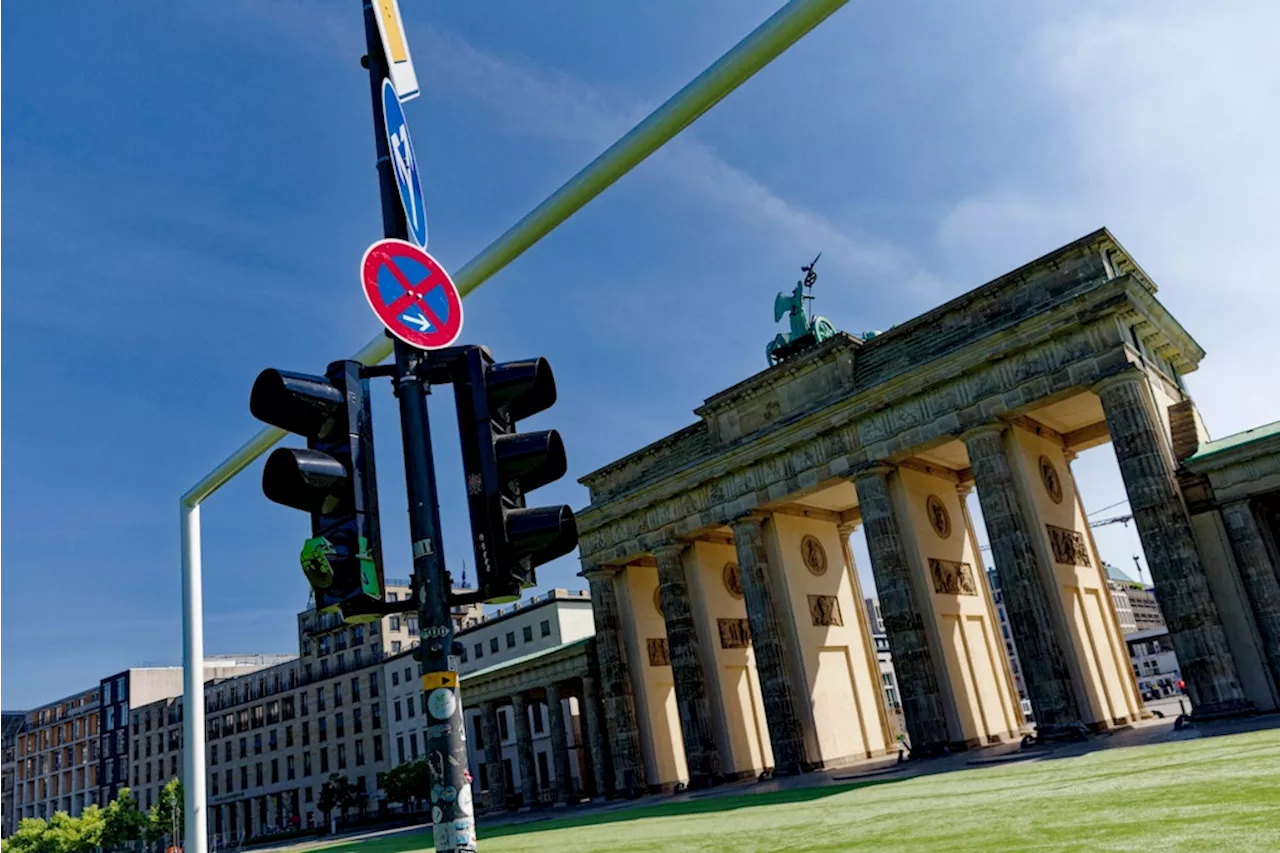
478,776,905,841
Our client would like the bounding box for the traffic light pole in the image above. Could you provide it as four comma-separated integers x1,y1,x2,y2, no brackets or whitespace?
361,3,475,851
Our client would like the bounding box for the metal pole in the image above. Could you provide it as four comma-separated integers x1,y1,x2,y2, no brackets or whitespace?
180,501,207,853
178,3,850,850
360,0,472,847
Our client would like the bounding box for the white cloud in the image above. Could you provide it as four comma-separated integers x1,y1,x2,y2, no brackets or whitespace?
938,0,1280,436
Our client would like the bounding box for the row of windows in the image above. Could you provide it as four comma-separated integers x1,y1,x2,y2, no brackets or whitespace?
208,675,381,740
465,619,552,662
209,707,383,768
208,738,384,797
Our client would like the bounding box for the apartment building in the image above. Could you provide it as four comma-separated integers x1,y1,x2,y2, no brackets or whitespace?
11,687,101,824
457,589,593,675
3,713,28,837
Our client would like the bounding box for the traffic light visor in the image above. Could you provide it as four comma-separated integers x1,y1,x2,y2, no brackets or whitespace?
250,369,346,439
487,358,556,422
505,505,579,566
495,430,566,494
263,448,349,514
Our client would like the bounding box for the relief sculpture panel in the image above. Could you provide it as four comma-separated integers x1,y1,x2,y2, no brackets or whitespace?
928,558,978,596
1046,524,1092,567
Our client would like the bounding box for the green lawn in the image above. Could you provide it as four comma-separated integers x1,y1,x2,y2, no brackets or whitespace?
314,729,1280,852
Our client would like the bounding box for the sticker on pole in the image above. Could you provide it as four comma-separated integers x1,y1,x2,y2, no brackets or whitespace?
373,0,419,101
361,239,463,349
382,79,428,248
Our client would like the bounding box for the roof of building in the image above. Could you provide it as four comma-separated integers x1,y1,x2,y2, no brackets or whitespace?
461,636,593,683
1124,627,1170,643
1187,420,1280,462
2,713,27,740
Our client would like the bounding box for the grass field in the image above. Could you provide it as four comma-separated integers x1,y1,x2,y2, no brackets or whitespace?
312,729,1280,852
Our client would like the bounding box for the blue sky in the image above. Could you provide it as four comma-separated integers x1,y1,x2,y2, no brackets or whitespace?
4,0,1278,709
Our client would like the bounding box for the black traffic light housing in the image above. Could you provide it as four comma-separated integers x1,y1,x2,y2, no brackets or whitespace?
250,360,386,622
424,345,578,604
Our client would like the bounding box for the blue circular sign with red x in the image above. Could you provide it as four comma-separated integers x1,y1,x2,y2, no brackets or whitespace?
360,238,463,350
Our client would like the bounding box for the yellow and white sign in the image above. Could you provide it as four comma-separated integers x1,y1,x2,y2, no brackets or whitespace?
373,0,419,101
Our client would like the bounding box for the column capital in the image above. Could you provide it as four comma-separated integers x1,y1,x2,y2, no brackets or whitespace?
729,512,769,534
955,480,975,499
960,422,1008,443
837,520,862,536
1092,369,1145,396
850,461,896,482
651,542,688,561
581,563,622,582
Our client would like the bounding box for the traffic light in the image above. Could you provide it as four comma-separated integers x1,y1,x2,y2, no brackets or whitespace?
430,345,578,604
250,360,386,622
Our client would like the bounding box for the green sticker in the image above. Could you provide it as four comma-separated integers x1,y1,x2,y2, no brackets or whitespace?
300,536,336,589
357,535,381,597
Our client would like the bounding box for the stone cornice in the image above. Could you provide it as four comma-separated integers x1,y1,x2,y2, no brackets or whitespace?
460,640,593,705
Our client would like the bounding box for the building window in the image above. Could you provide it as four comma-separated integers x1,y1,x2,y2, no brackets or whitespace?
351,677,361,702
336,744,346,770
255,763,263,787
316,689,326,712
286,755,295,780
489,638,499,654
406,696,415,719
335,713,345,738
409,733,418,760
373,734,383,762
540,620,551,637
368,672,380,698
389,616,401,632
355,740,365,767
225,769,233,793
460,646,468,663
532,705,544,734
285,725,294,748
300,692,309,716
254,734,262,755
223,741,231,762
270,759,279,784
320,748,329,774
498,711,510,742
474,644,483,660
353,707,363,734
303,751,312,777
396,736,405,764
523,626,533,643
239,767,248,790
321,659,330,678
333,684,343,707
301,722,310,746
318,718,328,743
391,641,402,654
392,670,400,687
506,632,516,649
394,701,402,723
239,737,247,759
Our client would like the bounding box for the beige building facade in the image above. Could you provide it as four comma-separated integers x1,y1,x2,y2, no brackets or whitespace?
574,229,1279,790
11,688,101,824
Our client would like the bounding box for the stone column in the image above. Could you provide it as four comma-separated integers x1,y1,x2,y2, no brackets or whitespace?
653,543,722,786
1220,499,1280,687
544,683,574,806
731,515,810,772
963,424,1083,733
579,675,610,799
1095,372,1250,715
510,693,537,810
853,466,951,753
582,566,645,796
478,701,506,812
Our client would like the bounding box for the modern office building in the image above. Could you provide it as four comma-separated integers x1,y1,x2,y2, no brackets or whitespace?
2,712,28,837
11,687,101,824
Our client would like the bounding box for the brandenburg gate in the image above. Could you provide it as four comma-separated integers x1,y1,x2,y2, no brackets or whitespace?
572,228,1280,793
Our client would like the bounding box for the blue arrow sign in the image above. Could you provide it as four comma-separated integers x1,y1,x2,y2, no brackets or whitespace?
382,78,428,248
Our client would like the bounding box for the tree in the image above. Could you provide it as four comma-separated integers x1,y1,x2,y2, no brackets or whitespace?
382,760,428,811
317,774,361,826
2,817,58,853
146,779,183,846
102,788,148,851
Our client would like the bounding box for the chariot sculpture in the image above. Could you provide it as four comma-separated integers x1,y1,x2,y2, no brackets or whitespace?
766,253,838,366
